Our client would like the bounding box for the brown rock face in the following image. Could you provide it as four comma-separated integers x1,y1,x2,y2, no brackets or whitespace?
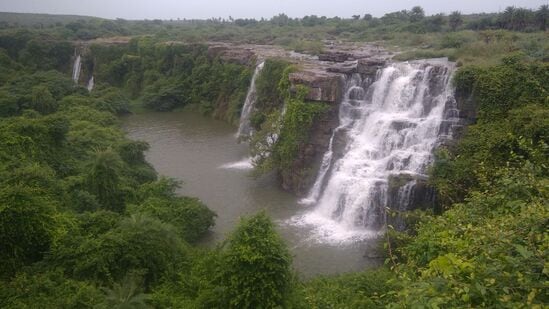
288,71,343,103
327,63,357,74
386,173,436,230
207,46,255,65
357,58,386,77
318,51,352,62
280,103,341,195
204,42,399,198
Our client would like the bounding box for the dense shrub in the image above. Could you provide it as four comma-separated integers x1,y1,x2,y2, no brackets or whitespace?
218,212,292,309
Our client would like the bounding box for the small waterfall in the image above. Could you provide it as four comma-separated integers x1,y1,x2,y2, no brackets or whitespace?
87,76,95,92
295,59,458,242
72,54,82,84
236,61,265,140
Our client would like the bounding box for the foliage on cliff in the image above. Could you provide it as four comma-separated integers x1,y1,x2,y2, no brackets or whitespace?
89,39,252,124
250,60,329,176
0,30,253,124
433,54,548,206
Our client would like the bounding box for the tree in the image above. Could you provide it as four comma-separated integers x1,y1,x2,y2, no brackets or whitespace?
352,15,361,20
31,85,57,114
271,13,290,26
0,185,63,277
0,269,102,308
97,274,151,309
498,6,533,31
85,148,125,213
131,178,216,243
449,11,463,31
512,7,533,31
536,5,548,31
49,214,188,287
425,13,446,32
219,212,292,309
410,6,425,22
363,14,373,21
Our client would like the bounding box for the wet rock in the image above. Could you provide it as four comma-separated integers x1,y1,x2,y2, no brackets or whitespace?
357,58,386,76
386,173,435,230
280,104,340,195
289,71,343,103
327,62,357,74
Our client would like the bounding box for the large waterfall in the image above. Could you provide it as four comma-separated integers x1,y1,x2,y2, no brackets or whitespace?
236,61,265,140
295,59,457,242
72,54,82,84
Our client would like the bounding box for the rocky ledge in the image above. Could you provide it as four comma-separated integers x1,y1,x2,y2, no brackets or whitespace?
208,41,393,105
207,42,395,196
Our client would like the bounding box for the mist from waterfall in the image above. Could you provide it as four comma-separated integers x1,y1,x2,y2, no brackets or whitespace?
236,61,265,140
72,54,82,84
293,59,457,243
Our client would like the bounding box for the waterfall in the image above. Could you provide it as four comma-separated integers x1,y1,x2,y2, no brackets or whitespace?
87,76,95,92
236,61,265,140
220,61,265,170
295,59,457,242
72,54,82,84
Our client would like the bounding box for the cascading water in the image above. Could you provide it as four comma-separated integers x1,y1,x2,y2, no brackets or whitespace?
236,61,265,140
221,61,265,170
294,59,458,242
87,76,95,92
72,54,82,84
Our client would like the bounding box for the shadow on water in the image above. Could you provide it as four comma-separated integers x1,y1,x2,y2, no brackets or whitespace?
122,110,382,278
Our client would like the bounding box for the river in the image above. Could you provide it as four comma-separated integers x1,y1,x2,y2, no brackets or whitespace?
122,110,382,278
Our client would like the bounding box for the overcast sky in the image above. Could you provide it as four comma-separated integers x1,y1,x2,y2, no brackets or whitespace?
0,0,546,20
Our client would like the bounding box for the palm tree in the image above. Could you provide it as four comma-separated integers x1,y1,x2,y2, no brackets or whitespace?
86,148,125,212
499,6,516,29
96,275,151,309
536,5,549,31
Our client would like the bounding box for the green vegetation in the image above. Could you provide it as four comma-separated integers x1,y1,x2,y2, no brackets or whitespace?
2,5,547,64
266,92,329,173
90,39,252,123
0,6,548,308
0,39,218,306
250,61,330,176
219,212,292,308
290,54,548,308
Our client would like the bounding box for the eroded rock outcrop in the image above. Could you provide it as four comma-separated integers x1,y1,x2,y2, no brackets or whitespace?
280,104,340,195
288,71,343,103
207,45,255,65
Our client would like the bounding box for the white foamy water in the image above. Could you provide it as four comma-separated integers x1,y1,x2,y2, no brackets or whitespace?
236,61,265,140
87,76,95,92
219,157,254,170
72,54,82,84
292,59,457,243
